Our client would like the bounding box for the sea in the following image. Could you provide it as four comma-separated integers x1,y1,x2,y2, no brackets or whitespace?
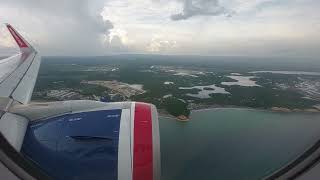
159,108,320,180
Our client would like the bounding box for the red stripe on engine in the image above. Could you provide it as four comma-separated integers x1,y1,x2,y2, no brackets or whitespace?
133,103,153,180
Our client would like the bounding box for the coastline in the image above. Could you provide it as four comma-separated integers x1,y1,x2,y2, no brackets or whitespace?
192,106,320,113
191,104,320,113
159,105,320,121
31,101,320,121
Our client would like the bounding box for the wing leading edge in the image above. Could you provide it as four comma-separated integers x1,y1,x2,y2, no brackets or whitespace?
0,24,41,105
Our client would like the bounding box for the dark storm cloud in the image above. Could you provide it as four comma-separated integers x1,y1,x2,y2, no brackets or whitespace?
171,0,233,20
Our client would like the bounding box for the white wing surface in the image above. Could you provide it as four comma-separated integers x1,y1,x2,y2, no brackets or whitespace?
0,24,41,105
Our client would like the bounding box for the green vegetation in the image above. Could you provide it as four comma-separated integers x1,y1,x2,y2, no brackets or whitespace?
162,98,190,117
33,56,320,118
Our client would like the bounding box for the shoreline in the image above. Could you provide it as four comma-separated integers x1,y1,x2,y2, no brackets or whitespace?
190,103,320,113
159,105,320,121
31,100,320,121
192,107,320,114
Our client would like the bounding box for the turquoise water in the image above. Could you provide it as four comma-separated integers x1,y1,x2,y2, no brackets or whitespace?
159,108,320,180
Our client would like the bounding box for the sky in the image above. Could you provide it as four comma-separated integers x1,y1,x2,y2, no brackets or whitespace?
0,0,319,58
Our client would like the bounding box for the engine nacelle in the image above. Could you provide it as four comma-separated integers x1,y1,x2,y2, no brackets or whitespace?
12,101,160,180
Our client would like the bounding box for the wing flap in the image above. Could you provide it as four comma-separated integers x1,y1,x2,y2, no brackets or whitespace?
0,112,29,151
0,52,36,97
0,54,23,83
12,54,41,104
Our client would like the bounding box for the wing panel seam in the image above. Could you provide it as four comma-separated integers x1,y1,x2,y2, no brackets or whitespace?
9,53,37,103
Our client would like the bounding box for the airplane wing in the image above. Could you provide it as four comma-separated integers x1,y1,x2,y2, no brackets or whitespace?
0,24,161,180
0,24,41,105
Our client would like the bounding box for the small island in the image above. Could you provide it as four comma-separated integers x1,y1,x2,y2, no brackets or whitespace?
177,115,189,122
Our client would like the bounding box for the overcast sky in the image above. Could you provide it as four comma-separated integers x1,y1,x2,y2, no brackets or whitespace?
0,0,319,58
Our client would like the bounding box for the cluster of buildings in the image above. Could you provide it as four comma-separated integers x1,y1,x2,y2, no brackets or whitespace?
39,88,126,102
35,79,145,102
46,89,81,100
275,78,320,102
81,80,145,98
296,78,320,101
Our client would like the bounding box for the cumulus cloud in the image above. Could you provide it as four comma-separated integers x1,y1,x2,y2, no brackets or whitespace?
0,0,113,55
171,0,233,20
147,37,178,53
108,35,128,52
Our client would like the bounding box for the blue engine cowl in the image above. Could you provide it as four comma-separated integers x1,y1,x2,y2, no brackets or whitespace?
21,101,160,180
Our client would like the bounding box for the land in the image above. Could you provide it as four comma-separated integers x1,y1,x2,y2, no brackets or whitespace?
32,55,320,119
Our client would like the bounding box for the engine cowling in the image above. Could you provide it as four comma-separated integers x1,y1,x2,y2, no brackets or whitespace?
17,101,160,180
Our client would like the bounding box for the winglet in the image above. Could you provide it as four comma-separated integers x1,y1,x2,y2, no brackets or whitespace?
5,23,34,52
